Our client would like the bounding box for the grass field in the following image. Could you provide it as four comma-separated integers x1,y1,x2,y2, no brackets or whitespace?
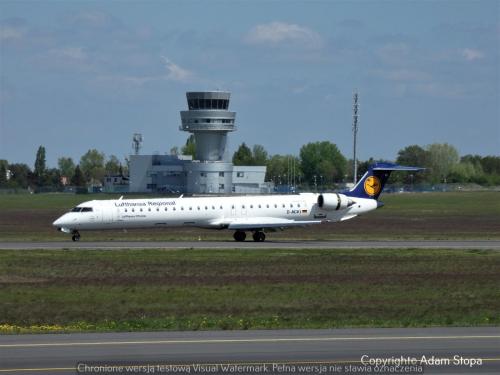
0,248,499,334
0,191,499,241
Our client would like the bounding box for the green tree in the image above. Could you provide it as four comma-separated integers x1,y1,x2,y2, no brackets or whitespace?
105,155,122,175
170,146,179,156
396,145,429,183
480,156,500,175
356,158,376,179
233,143,253,165
299,141,347,185
33,146,47,186
80,149,105,184
181,135,196,158
396,145,428,167
71,165,86,187
426,143,459,183
8,163,32,188
252,145,268,165
0,160,7,187
58,157,75,179
45,168,62,188
265,154,301,184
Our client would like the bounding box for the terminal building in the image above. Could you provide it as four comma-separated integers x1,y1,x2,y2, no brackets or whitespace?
129,91,269,194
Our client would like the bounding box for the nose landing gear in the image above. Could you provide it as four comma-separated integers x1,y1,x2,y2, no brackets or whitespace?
71,231,81,242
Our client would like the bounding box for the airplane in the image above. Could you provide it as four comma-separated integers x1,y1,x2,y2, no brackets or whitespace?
53,163,422,242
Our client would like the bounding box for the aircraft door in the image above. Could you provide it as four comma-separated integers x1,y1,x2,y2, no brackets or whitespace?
101,204,114,223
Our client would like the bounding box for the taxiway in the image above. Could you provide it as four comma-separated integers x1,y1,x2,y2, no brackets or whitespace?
0,240,500,250
1,327,499,374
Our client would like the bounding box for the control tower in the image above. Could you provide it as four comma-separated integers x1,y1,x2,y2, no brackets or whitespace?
180,91,236,194
180,92,235,160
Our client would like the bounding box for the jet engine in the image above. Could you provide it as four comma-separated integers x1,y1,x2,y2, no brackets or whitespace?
317,193,353,211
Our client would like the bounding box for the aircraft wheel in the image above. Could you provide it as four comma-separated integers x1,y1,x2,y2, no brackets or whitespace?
253,231,266,242
233,231,246,242
72,231,80,242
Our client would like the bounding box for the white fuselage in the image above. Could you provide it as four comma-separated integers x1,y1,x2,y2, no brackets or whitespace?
52,193,377,233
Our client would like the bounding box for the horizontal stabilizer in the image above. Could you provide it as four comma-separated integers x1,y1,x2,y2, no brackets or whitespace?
372,164,425,172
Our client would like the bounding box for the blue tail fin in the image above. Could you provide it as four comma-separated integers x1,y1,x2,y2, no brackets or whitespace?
345,163,424,200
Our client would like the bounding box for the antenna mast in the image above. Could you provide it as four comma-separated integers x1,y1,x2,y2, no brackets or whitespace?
132,133,143,155
352,91,359,184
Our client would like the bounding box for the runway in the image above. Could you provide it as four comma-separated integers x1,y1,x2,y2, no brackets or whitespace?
1,327,499,374
1,239,500,250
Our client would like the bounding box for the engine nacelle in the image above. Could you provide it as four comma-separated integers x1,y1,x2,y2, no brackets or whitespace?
317,193,353,211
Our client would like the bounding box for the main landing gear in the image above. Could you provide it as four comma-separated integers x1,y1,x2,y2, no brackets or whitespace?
233,230,266,242
233,230,246,242
71,230,81,242
252,231,266,242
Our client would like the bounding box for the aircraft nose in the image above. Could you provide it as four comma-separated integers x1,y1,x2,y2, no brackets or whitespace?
53,215,68,227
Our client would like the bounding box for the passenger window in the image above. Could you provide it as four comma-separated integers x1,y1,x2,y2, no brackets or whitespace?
220,205,223,209
266,204,269,208
258,204,261,208
212,206,215,210
274,204,277,208
232,205,235,209
140,208,143,212
250,205,253,209
125,209,128,213
173,207,176,211
205,206,208,210
165,207,168,211
181,207,184,210
148,208,151,212
197,207,200,210
242,205,245,209
282,204,285,208
132,209,135,212
298,203,301,208
290,204,293,208
189,207,192,210
156,208,159,212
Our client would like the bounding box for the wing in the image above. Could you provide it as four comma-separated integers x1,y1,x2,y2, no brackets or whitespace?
211,217,324,230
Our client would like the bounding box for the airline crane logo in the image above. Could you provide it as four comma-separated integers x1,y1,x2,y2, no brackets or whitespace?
364,175,381,196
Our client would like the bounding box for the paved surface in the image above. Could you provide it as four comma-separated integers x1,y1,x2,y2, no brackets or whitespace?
1,327,499,374
1,240,500,250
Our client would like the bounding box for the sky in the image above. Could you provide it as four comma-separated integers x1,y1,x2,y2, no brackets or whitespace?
0,0,499,168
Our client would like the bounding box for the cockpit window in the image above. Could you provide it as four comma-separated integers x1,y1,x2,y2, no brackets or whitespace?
71,207,93,212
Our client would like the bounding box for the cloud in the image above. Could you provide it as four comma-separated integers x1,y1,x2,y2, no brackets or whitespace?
51,47,87,61
70,10,119,30
414,82,466,98
375,69,432,82
161,56,193,82
95,56,194,87
0,25,24,41
375,42,411,65
461,48,484,61
245,21,323,49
